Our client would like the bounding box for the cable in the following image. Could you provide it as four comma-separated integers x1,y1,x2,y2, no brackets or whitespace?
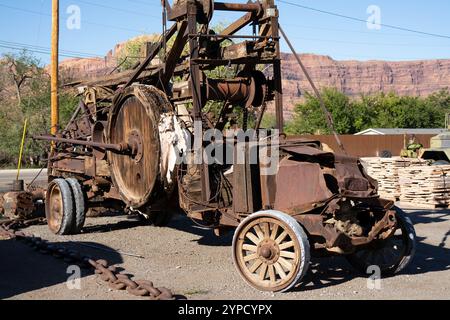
74,0,160,19
278,0,450,40
125,0,161,8
0,40,102,58
282,22,445,39
286,35,450,48
0,39,145,60
0,44,86,59
0,3,149,34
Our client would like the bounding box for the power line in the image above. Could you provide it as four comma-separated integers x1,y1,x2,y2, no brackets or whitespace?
125,0,160,7
286,35,450,48
278,0,450,40
0,40,102,58
0,43,87,59
282,22,443,39
0,39,144,61
74,0,159,19
0,3,150,34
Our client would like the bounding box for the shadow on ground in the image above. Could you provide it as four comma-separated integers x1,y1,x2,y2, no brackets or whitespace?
168,215,234,247
409,209,450,225
294,210,450,291
70,209,450,293
0,239,123,299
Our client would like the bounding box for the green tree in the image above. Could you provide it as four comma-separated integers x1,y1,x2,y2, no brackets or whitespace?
286,88,450,136
286,88,366,135
1,51,42,106
0,50,79,167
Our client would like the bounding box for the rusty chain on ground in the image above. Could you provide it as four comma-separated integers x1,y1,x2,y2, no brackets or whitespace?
0,220,178,300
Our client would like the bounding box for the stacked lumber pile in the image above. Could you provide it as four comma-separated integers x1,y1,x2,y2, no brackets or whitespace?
398,165,450,208
360,157,426,201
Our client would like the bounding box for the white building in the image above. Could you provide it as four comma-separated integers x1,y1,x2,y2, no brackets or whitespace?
355,128,447,136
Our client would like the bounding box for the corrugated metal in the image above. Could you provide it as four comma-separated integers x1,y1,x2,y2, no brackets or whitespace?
290,134,435,158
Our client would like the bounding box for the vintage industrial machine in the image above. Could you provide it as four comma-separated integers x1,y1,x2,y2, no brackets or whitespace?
35,0,416,292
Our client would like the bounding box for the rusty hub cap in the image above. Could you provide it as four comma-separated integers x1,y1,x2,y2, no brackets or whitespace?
235,217,301,292
46,183,64,234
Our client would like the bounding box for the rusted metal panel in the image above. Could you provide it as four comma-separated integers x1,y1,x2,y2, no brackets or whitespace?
222,41,254,60
2,192,36,220
273,158,333,212
233,144,261,214
52,157,85,174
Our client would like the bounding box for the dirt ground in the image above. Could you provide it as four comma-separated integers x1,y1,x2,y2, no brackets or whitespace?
1,205,449,300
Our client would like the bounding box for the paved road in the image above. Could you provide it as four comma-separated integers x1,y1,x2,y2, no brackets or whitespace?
1,207,449,300
0,169,47,192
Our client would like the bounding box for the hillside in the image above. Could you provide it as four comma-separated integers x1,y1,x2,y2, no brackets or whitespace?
282,53,450,116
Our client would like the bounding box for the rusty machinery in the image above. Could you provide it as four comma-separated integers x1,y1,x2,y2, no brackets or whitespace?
34,0,416,292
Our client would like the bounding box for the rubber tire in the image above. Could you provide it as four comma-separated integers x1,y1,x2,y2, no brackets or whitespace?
138,209,174,227
232,210,311,293
45,179,75,236
66,178,86,234
149,211,174,227
346,207,416,276
380,150,393,158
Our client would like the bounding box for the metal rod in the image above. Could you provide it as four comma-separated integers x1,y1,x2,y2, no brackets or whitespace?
122,23,177,91
189,33,277,40
33,135,128,152
63,101,84,133
279,24,347,154
214,2,261,12
16,119,28,181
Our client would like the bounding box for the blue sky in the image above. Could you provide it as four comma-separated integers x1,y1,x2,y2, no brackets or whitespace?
0,0,449,65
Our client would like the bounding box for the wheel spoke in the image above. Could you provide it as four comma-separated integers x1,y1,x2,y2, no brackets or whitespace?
249,259,263,273
253,225,265,241
274,262,287,279
280,250,296,259
262,222,270,239
278,257,293,271
243,244,257,252
246,232,260,245
259,263,268,280
244,253,258,262
270,223,279,240
268,264,276,283
275,230,288,244
279,241,295,250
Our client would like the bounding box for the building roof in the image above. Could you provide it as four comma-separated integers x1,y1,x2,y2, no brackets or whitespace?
355,128,448,136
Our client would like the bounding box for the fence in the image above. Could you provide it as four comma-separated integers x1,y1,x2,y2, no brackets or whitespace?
291,134,435,158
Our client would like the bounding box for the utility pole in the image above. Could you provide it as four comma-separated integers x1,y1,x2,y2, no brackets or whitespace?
51,0,59,136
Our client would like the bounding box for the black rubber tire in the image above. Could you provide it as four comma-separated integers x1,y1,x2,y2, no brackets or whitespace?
346,207,416,276
45,179,75,235
139,209,174,227
380,150,393,158
150,211,174,227
66,178,87,234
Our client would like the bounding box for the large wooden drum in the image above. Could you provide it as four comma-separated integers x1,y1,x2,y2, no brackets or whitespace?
107,85,173,208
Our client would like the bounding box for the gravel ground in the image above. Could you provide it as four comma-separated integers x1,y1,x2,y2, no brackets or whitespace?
1,206,449,300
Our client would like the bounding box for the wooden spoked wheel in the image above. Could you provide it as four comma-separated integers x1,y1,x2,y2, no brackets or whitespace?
108,87,161,208
233,211,310,292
